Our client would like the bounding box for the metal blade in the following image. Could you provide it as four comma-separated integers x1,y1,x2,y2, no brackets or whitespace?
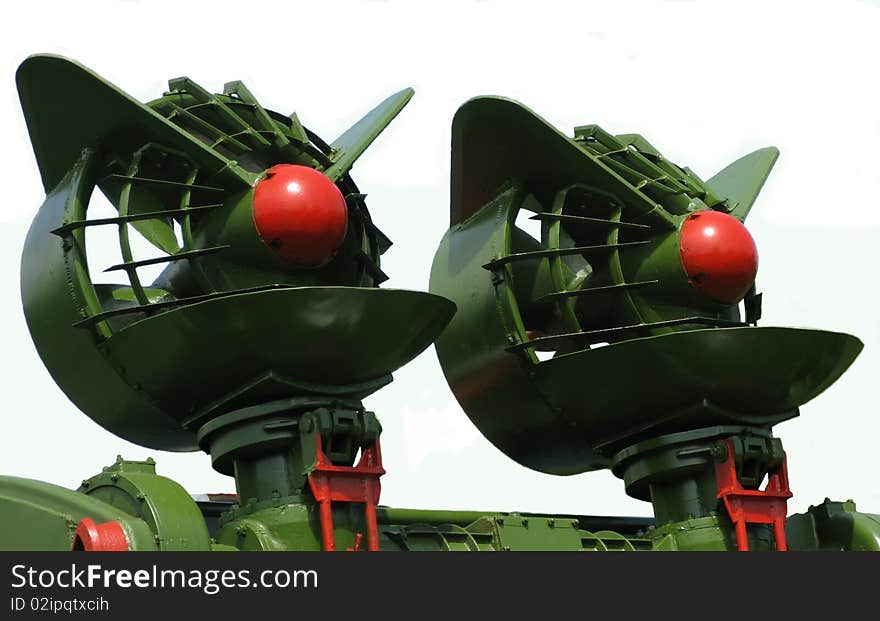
323,88,414,181
705,147,779,222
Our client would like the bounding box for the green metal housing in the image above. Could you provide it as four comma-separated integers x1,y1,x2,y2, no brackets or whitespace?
3,57,877,552
430,97,861,475
4,460,877,551
17,55,453,451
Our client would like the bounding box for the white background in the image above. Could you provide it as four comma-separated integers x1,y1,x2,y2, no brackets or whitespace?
1,0,878,519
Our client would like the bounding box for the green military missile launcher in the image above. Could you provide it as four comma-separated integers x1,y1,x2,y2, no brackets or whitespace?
2,55,877,551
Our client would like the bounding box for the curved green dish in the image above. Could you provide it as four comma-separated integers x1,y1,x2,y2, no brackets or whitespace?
27,259,454,451
102,286,455,421
441,325,861,476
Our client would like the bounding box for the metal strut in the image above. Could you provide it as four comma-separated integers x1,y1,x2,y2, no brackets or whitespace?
307,435,385,552
715,439,792,551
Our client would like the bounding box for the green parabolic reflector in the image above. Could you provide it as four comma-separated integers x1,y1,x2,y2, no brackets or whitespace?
100,287,456,427
468,327,862,476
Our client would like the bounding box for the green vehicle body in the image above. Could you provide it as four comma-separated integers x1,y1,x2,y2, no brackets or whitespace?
2,55,877,552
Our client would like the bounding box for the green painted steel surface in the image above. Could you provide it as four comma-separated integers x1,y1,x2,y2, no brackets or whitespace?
21,150,188,449
0,457,213,551
449,96,676,229
0,476,156,551
22,158,453,449
4,458,878,551
100,287,453,433
0,451,655,552
216,502,365,552
17,54,450,453
705,147,779,222
378,514,651,551
324,88,414,182
9,55,878,552
78,457,212,551
16,55,253,195
787,500,880,551
431,96,862,476
431,197,861,473
214,502,652,551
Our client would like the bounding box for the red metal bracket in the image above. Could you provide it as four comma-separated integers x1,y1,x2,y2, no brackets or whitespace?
307,436,385,552
715,439,792,551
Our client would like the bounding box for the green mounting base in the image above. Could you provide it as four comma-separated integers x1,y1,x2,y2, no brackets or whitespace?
610,425,787,549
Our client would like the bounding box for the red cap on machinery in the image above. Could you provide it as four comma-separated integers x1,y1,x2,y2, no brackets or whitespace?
252,164,348,265
72,517,129,551
679,210,758,305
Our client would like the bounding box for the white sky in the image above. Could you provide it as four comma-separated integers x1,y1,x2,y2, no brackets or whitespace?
1,0,878,519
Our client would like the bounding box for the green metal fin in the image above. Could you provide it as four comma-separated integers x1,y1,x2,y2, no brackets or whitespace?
324,88,414,181
450,96,674,229
705,147,779,221
287,111,310,145
16,54,254,193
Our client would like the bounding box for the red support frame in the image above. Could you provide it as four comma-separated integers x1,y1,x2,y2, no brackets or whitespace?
307,436,385,552
715,439,792,551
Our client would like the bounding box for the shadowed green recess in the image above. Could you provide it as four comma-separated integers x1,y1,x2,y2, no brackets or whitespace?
100,287,455,423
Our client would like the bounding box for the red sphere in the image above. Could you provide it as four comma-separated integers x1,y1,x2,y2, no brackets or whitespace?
679,210,758,305
252,164,348,265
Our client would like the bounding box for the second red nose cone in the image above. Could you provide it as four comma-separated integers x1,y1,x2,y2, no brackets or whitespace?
253,164,348,265
679,210,758,305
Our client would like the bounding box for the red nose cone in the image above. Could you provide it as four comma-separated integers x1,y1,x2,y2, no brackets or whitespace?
253,164,348,265
679,210,758,304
